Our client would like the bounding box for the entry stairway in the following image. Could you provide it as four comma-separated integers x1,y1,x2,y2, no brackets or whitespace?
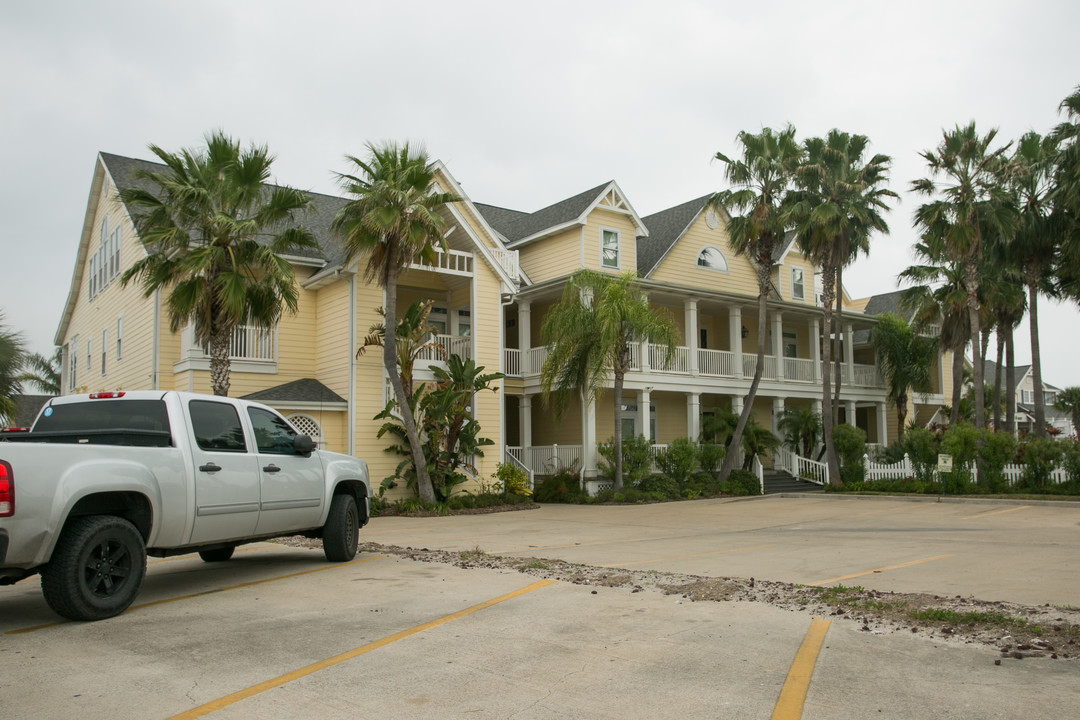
762,469,822,494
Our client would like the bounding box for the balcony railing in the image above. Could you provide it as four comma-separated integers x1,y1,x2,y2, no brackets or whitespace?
698,348,736,377
851,363,884,388
491,248,520,282
193,324,275,361
409,248,474,275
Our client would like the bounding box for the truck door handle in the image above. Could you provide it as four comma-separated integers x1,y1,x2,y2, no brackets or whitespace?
199,463,221,473
263,464,281,473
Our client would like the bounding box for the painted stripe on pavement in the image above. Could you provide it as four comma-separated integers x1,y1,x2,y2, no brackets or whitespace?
771,618,831,720
808,554,954,586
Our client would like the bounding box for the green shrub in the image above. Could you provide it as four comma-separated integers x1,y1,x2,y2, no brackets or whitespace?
533,470,588,503
636,474,681,499
1017,438,1064,491
833,423,866,485
493,462,533,497
977,430,1017,491
901,426,940,483
723,469,761,496
597,434,654,487
1062,441,1080,490
655,437,698,483
698,441,725,474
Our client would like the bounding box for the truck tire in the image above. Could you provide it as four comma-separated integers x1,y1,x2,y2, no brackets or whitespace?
198,546,235,562
322,493,358,562
41,516,147,621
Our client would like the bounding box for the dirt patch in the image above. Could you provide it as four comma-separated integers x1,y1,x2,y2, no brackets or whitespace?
285,538,1079,663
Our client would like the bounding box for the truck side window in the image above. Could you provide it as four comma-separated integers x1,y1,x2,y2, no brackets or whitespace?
189,400,247,452
247,407,298,455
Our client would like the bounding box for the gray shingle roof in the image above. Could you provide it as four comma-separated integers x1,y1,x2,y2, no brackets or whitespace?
983,359,1031,388
474,181,612,244
11,395,53,427
241,378,346,405
637,195,709,276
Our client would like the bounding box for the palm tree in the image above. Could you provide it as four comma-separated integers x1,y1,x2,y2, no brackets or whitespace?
911,123,1018,430
120,130,317,397
17,347,62,395
789,130,896,481
777,406,822,458
707,125,802,483
1053,387,1080,440
0,313,26,425
540,269,678,491
870,314,936,441
332,142,460,504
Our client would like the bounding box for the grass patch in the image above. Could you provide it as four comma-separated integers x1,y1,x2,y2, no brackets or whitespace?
907,608,1019,625
517,560,551,571
459,545,487,563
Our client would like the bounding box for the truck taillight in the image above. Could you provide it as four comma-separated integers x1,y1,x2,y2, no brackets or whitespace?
0,460,12,517
89,391,126,399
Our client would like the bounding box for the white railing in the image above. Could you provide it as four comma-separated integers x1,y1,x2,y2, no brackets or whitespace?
415,334,471,362
795,454,829,485
698,348,736,377
503,448,535,489
751,455,765,495
197,325,275,361
1001,463,1068,485
411,248,474,275
742,353,777,380
775,447,797,475
864,454,913,480
504,348,522,376
852,363,884,388
784,357,816,383
648,344,690,373
522,444,583,475
526,347,548,376
491,248,520,281
627,343,641,371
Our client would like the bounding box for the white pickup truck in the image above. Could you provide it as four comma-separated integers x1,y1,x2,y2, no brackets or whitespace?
0,390,370,621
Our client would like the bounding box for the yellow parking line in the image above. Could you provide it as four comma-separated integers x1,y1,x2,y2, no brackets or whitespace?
165,579,558,720
808,554,954,586
597,544,773,567
771,618,831,720
962,505,1030,520
6,555,388,635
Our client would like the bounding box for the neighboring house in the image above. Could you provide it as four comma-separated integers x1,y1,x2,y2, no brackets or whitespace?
55,151,924,493
7,394,54,428
983,360,1074,438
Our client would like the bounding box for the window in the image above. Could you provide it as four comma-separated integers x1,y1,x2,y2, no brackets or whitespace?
88,256,97,299
1021,390,1032,404
791,268,805,301
248,407,299,455
101,328,107,376
783,330,798,358
456,309,471,338
116,317,123,361
69,337,78,390
86,338,92,371
429,306,448,335
601,228,620,269
696,246,728,272
110,226,121,280
190,400,247,452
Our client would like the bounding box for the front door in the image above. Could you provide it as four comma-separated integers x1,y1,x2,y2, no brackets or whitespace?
246,407,325,535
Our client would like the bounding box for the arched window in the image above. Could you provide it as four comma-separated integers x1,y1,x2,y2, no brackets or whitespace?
696,246,728,272
287,413,325,449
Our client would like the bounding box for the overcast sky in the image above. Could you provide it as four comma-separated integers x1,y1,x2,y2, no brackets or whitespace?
2,1,1078,385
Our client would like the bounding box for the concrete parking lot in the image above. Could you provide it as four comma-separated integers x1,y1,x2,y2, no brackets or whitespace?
1,495,1078,719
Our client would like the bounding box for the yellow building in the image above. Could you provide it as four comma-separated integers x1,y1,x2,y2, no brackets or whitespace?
55,152,947,495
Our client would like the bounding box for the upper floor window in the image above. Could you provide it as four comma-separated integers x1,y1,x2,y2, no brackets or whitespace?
791,267,805,301
86,337,92,371
116,316,123,361
89,217,121,300
601,228,620,269
101,328,107,376
696,246,728,272
69,336,78,390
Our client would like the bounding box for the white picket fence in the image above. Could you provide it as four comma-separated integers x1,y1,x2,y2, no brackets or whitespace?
863,454,1070,486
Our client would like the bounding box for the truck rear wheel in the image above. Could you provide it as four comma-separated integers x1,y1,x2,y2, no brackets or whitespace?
323,494,358,562
41,516,147,621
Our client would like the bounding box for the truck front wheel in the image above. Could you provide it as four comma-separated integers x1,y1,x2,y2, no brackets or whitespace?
41,516,147,621
322,494,359,562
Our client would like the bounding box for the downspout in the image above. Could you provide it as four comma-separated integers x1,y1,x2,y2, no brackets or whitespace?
152,288,161,390
348,271,356,456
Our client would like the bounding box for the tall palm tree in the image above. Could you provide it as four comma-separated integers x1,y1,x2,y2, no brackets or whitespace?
120,130,317,397
333,142,460,504
1007,131,1062,437
789,130,896,482
0,313,26,425
911,123,1018,430
17,347,62,395
540,269,678,491
870,314,936,441
707,126,802,483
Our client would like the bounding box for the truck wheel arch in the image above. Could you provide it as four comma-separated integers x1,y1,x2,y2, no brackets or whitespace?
65,492,153,541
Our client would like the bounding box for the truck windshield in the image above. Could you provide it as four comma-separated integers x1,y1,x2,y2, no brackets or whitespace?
33,399,171,436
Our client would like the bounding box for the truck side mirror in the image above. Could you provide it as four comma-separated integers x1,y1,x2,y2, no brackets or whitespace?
293,435,317,456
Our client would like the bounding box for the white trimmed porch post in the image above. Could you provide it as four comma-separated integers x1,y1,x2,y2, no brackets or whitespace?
773,397,785,437
877,401,888,445
844,323,855,384
638,388,651,441
687,391,700,441
520,394,533,450
811,317,821,382
773,311,785,380
730,306,743,378
582,391,597,479
845,400,857,428
685,299,699,375
519,301,531,372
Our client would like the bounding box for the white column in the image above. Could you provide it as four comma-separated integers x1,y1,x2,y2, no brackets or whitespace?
687,392,700,441
876,401,888,445
773,311,785,380
519,301,532,373
730,306,743,379
845,400,857,427
811,317,821,382
582,392,597,479
772,397,785,436
844,323,855,384
520,394,533,449
638,388,651,442
731,395,744,416
685,299,699,375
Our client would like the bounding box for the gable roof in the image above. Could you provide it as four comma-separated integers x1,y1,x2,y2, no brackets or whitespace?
241,378,346,408
9,395,53,427
637,195,710,276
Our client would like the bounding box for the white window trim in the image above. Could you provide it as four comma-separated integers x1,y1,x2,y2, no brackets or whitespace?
696,245,729,273
791,267,805,301
600,227,620,270
101,328,107,376
116,316,123,361
86,337,92,372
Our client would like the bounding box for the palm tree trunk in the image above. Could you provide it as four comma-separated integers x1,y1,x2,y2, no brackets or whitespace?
950,345,964,425
613,371,625,492
896,391,908,436
992,330,1004,430
820,266,841,485
719,261,769,482
832,264,843,427
1027,274,1046,437
964,258,985,429
209,323,233,397
384,265,435,502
